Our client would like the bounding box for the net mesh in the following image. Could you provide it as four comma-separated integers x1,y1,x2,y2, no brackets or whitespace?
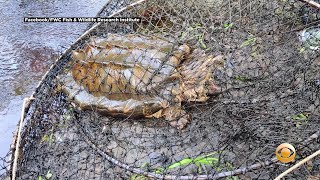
1,0,320,179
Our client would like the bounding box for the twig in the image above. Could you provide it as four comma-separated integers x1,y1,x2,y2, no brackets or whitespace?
11,97,34,180
7,118,22,178
274,150,320,180
299,0,320,9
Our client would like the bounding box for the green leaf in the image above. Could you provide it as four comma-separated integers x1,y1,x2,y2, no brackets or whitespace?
38,176,43,180
235,76,248,82
155,167,165,174
140,162,149,169
291,113,307,121
63,114,72,121
168,158,193,169
224,23,233,30
293,115,300,120
194,157,219,173
193,23,203,30
180,32,187,39
136,175,147,180
194,157,218,166
198,34,207,49
130,174,147,180
216,166,222,172
226,162,234,169
298,113,307,119
156,151,221,173
130,174,137,180
41,135,49,143
291,113,308,127
203,151,220,157
296,121,302,127
49,134,54,144
299,47,306,53
241,35,256,47
251,51,259,58
45,170,53,179
227,176,238,180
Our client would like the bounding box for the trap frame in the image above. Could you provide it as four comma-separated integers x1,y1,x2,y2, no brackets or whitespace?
1,0,320,179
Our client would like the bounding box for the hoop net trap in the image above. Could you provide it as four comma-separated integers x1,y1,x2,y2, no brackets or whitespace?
1,0,320,179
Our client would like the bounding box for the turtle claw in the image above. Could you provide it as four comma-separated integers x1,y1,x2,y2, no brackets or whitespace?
162,105,191,129
169,114,191,130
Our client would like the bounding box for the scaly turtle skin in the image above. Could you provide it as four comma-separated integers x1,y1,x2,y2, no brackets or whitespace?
59,33,223,129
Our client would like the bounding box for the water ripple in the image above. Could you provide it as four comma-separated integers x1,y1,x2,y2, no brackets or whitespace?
0,0,108,157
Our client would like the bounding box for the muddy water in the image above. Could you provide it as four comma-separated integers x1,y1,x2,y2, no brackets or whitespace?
0,0,108,158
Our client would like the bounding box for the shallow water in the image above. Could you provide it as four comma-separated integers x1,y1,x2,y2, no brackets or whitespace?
0,0,108,158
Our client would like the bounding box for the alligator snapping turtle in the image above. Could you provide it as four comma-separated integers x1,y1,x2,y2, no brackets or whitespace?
59,33,223,129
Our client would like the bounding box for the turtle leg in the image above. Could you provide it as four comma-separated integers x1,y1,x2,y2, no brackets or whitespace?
145,105,191,129
169,113,191,130
162,105,191,130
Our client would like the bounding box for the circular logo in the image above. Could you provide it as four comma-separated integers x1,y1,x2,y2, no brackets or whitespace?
276,143,296,163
